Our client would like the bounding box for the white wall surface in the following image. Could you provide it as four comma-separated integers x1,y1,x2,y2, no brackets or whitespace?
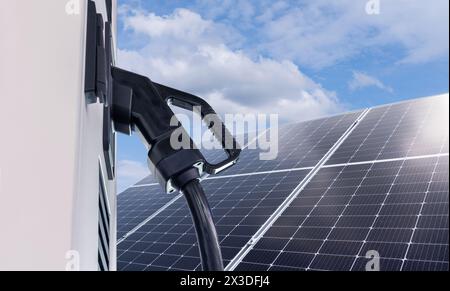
0,0,117,270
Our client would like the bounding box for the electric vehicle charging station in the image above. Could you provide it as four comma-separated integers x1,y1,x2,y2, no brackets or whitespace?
0,0,240,271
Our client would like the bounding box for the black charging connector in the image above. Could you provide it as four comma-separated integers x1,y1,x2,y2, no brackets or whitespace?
111,67,240,193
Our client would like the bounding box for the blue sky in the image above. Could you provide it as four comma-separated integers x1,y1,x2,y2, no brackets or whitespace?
115,0,449,192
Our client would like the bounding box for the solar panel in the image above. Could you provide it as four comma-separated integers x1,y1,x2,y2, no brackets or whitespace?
327,95,449,165
117,185,173,239
117,170,309,271
237,156,448,271
219,112,362,175
117,94,449,271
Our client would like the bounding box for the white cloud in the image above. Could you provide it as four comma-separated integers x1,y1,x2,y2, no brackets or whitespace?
117,159,149,193
348,71,393,93
214,0,449,68
122,8,239,46
118,8,342,122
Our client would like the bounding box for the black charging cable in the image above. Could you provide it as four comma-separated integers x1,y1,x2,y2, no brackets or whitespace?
182,179,223,271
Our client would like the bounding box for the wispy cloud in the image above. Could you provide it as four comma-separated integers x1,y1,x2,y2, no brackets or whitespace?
117,159,149,193
190,0,449,68
118,7,343,122
348,71,393,93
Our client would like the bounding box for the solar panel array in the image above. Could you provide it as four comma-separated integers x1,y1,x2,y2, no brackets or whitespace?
117,95,449,271
238,156,449,271
118,170,309,271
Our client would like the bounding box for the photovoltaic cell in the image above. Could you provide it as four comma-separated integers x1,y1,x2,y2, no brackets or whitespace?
117,170,309,271
327,95,449,165
117,185,171,238
238,156,449,271
214,111,362,175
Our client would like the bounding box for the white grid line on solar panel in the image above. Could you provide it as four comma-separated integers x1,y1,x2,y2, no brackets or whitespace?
237,253,449,271
237,242,448,261
327,100,406,164
400,134,449,270
116,185,175,238
129,153,449,189
321,153,449,169
210,112,362,176
116,170,309,271
327,95,449,165
238,157,448,271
